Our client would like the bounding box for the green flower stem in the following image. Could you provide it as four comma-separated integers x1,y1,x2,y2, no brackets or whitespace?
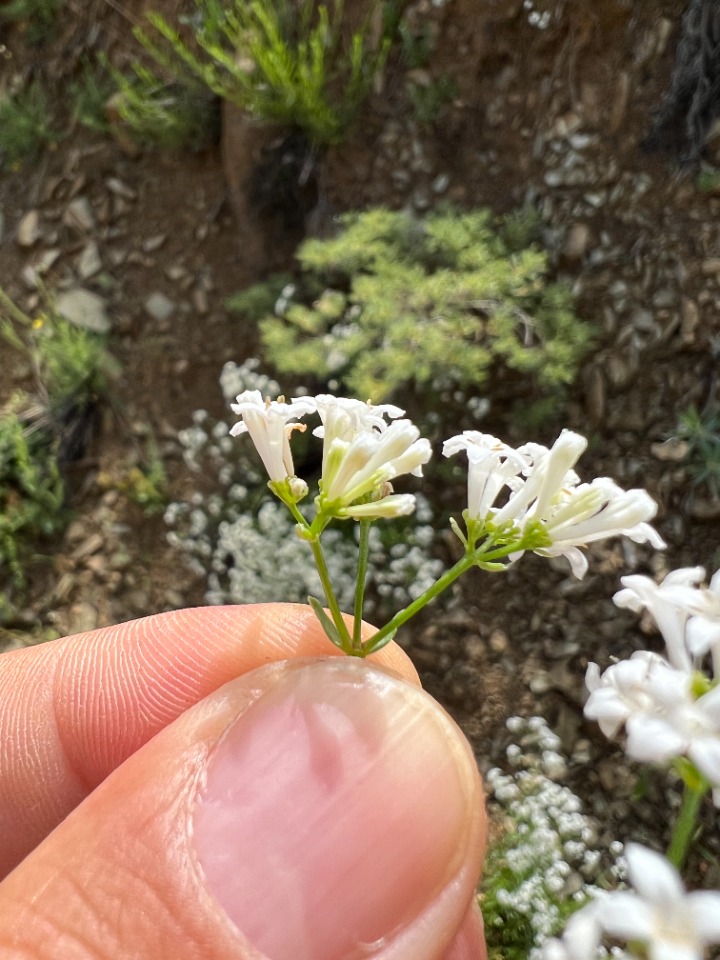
352,519,371,654
667,779,709,870
307,535,353,651
363,539,522,654
0,284,32,328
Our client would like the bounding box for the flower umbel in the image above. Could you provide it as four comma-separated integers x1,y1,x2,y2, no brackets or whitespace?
444,429,665,578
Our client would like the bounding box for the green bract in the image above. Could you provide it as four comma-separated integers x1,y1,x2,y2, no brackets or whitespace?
241,207,593,404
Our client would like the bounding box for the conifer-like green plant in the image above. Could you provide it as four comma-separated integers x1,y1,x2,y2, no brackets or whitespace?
0,0,62,43
0,405,66,597
233,207,592,404
0,79,59,169
135,0,389,144
104,59,218,151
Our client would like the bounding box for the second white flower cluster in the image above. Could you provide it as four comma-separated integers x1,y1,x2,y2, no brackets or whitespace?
585,566,720,803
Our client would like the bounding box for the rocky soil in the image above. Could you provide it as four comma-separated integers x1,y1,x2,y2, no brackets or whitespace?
2,0,720,875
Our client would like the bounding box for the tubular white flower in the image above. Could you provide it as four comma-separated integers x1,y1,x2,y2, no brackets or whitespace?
312,395,404,476
339,493,416,519
322,419,430,501
584,651,667,738
597,844,720,960
585,651,720,789
229,390,315,483
442,432,530,521
614,568,706,672
313,397,431,518
663,568,720,675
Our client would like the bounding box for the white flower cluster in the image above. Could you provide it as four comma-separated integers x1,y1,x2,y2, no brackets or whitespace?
483,717,616,959
443,430,664,578
585,567,720,802
230,389,432,520
165,361,442,610
542,844,720,960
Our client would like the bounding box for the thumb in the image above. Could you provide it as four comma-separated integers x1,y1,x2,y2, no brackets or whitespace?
0,657,486,960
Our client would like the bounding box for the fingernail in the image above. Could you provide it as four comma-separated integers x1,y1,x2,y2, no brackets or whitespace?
193,658,477,960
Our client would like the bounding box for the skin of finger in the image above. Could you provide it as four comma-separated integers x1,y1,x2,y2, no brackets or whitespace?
441,904,486,960
0,604,418,878
0,660,486,960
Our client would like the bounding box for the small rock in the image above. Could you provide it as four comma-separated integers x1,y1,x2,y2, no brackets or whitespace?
55,288,111,333
64,519,87,543
701,258,720,276
31,248,62,275
652,287,676,309
488,628,508,654
571,738,592,765
688,497,720,520
564,222,591,260
191,288,209,315
86,554,108,576
144,292,176,322
529,671,552,694
431,173,450,194
650,438,689,462
165,264,187,281
67,601,99,635
552,111,582,138
109,550,132,571
142,234,166,253
63,196,95,232
17,210,41,247
105,176,137,199
463,635,486,662
77,241,102,279
681,297,700,344
71,532,105,561
608,71,630,133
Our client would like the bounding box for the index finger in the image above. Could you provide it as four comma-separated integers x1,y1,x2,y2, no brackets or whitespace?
0,603,418,878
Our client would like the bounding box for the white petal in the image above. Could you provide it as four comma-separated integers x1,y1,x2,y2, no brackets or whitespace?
626,715,684,763
688,891,720,942
341,494,416,519
689,738,720,785
687,617,720,657
537,544,588,579
562,902,602,960
649,943,699,960
597,891,654,940
696,683,720,724
625,844,684,905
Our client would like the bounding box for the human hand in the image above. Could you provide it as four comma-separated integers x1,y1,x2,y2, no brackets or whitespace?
0,604,486,959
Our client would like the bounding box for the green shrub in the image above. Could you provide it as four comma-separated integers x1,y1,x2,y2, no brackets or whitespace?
0,405,66,594
407,74,456,126
1,286,119,413
0,79,59,170
677,404,720,498
135,0,389,144
104,59,218,151
0,0,62,43
235,207,592,405
70,60,115,134
33,313,120,409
